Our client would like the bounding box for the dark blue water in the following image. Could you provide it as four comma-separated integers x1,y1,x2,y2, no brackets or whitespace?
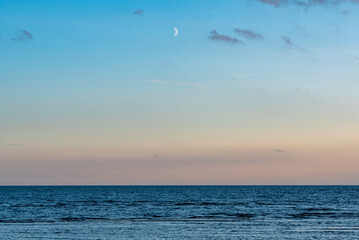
0,186,358,239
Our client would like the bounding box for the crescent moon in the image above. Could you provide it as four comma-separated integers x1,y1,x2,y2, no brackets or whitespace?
174,27,178,37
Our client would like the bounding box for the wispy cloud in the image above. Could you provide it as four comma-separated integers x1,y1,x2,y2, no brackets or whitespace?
274,149,286,153
232,74,254,80
282,36,293,48
254,0,359,8
208,30,242,44
340,10,349,15
145,80,202,86
10,30,33,42
296,88,325,104
234,28,264,40
133,9,144,16
296,88,310,95
255,0,285,7
3,144,24,147
282,36,305,51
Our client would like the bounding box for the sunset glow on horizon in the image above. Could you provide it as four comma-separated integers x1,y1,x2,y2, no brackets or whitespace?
1,0,359,185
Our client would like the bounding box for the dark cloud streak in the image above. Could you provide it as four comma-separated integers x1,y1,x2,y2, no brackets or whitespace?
208,30,242,44
3,144,24,147
133,9,144,15
10,30,33,42
282,36,293,48
255,0,284,7
234,28,264,40
282,36,305,51
254,0,359,8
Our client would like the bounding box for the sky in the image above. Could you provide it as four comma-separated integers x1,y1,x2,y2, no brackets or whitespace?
1,0,359,185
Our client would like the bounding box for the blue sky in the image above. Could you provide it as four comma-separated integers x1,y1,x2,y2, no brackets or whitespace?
1,0,359,184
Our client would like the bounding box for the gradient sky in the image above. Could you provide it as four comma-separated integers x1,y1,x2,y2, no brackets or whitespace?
1,0,359,185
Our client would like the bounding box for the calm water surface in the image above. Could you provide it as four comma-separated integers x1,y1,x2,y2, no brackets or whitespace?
0,186,358,239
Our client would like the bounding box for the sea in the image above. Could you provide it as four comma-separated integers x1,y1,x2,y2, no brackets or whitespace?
0,186,358,239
